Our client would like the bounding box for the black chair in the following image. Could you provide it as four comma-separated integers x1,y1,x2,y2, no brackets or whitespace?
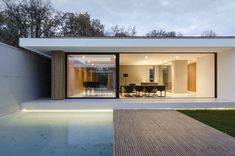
123,86,134,97
144,86,155,97
83,82,99,96
156,85,166,97
135,86,144,97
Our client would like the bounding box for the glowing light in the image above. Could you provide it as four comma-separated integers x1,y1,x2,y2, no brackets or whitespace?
145,56,148,59
22,109,113,113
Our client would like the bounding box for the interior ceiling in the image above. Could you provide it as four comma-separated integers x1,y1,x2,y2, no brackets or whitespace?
68,54,213,66
69,54,115,65
120,54,213,65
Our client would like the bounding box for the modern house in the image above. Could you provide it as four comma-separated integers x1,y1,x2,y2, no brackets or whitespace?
19,37,235,101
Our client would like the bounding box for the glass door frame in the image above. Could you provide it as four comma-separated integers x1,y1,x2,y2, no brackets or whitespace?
65,52,120,99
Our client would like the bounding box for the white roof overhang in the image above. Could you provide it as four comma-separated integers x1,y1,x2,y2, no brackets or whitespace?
19,37,235,58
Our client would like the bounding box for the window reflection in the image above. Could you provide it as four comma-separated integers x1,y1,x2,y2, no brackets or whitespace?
67,55,116,97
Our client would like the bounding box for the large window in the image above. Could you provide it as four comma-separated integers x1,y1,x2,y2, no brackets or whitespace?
67,54,117,98
119,53,215,98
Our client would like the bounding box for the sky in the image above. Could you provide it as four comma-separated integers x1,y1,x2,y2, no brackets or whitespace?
52,0,235,36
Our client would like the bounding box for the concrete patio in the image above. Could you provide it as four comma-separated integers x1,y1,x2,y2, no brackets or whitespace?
21,98,235,111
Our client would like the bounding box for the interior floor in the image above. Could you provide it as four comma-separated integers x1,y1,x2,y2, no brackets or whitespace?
71,90,116,97
120,91,197,98
71,90,200,98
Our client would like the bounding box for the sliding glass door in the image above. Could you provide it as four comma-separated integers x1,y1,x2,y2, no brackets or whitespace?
67,54,117,98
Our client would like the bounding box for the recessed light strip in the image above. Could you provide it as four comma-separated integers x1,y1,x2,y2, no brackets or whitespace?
22,109,113,113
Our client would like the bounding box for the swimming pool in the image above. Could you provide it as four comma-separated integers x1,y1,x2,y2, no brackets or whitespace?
0,112,113,156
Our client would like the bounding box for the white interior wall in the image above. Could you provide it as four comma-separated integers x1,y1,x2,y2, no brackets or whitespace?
158,66,164,85
196,55,215,97
120,65,150,85
217,50,235,100
155,66,159,83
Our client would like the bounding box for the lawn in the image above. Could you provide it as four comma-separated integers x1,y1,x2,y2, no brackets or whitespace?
178,109,235,138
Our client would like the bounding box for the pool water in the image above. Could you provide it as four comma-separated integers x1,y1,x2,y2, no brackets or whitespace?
0,112,113,156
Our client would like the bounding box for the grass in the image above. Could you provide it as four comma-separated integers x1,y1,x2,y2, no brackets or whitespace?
178,109,235,138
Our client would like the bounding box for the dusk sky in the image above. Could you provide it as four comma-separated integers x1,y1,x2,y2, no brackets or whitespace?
52,0,235,36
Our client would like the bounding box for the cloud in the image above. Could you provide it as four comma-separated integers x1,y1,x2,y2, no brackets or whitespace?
51,0,235,36
161,0,170,7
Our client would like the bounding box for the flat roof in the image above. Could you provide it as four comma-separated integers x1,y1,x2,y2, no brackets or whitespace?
19,37,235,57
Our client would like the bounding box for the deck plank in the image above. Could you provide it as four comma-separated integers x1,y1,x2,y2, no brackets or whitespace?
114,110,235,156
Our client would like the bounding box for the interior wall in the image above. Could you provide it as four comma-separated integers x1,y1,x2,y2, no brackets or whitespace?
166,66,172,90
120,65,151,85
171,60,188,93
155,66,160,83
196,55,215,97
0,42,50,116
67,61,84,97
157,66,164,85
217,50,235,100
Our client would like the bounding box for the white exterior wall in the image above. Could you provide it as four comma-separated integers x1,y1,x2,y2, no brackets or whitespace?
196,55,215,97
218,50,235,100
0,43,50,116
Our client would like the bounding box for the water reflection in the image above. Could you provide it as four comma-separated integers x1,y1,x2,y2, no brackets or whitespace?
0,112,113,156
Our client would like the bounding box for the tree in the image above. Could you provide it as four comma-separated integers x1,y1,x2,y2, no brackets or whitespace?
201,30,217,37
146,29,182,37
1,0,105,46
106,25,136,37
0,9,20,46
1,0,62,46
61,12,104,37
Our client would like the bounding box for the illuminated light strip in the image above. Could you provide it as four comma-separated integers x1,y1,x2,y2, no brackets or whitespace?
177,107,235,110
22,109,113,113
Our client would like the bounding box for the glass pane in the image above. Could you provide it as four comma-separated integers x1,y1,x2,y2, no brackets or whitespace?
120,54,214,98
67,54,116,97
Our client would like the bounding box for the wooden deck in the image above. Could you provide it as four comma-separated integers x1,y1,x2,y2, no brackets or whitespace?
114,110,235,156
